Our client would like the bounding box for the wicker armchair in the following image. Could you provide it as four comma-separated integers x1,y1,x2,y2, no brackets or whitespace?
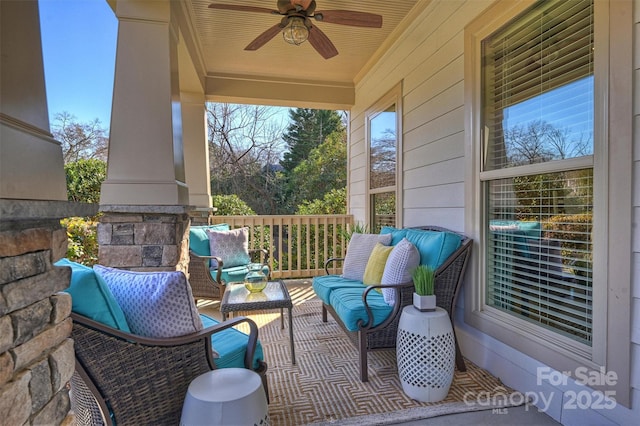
321,226,472,382
70,312,268,425
188,248,270,302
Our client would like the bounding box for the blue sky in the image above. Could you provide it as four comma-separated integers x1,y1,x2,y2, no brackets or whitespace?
37,0,295,138
39,0,117,130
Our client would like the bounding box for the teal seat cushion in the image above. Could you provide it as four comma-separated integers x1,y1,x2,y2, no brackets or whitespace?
213,264,270,285
55,258,130,332
403,229,461,268
328,287,393,332
200,314,264,370
312,274,364,305
189,223,230,256
490,220,541,238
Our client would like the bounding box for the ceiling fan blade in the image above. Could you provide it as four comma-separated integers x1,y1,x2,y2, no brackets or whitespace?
245,24,283,51
315,10,383,28
208,4,276,14
307,25,338,59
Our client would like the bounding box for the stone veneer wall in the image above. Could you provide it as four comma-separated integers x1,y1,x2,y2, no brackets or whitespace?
97,205,191,272
188,208,214,226
0,200,97,425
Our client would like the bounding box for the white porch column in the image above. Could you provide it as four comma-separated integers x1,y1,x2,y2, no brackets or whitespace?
182,91,212,208
0,0,67,201
98,0,190,272
100,0,188,206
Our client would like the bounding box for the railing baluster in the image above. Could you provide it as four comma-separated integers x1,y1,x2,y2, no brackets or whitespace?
204,214,353,278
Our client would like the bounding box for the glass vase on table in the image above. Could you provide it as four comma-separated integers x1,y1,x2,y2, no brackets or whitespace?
244,263,268,293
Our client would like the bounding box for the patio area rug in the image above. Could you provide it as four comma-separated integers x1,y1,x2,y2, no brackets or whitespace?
199,281,525,425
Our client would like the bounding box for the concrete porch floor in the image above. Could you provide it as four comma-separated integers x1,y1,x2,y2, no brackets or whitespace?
393,404,559,425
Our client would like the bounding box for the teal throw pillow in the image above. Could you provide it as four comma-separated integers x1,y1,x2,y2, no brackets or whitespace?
189,223,230,256
55,258,130,332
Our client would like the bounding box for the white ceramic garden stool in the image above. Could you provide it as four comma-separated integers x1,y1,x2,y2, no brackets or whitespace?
396,306,455,403
180,368,269,426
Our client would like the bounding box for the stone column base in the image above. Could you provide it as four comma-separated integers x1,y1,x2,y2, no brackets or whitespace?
188,207,217,226
98,205,191,272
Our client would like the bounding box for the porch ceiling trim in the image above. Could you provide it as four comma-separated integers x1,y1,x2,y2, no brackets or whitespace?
205,73,355,109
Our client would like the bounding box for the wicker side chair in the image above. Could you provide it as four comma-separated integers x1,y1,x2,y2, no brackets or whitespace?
321,226,472,382
70,312,268,425
188,248,270,302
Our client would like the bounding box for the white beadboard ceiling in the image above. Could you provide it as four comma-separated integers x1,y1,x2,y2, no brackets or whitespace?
185,0,422,107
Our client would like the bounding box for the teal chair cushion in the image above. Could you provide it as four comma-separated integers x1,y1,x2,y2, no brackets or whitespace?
212,264,270,285
381,227,462,268
380,226,408,245
200,314,264,370
312,274,364,305
55,258,131,332
404,229,461,268
490,220,541,238
328,287,392,332
189,223,230,256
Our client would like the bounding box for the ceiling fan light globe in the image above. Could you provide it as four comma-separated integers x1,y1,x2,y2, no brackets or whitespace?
282,17,309,45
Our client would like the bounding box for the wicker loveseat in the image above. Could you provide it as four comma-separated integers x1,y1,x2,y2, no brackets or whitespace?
312,226,472,382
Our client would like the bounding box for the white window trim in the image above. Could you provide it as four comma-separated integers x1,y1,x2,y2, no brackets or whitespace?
463,0,631,406
365,83,403,229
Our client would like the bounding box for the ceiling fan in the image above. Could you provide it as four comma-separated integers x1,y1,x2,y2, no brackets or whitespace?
208,0,383,59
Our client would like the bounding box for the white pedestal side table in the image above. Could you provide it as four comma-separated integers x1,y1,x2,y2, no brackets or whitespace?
180,368,269,426
396,306,455,402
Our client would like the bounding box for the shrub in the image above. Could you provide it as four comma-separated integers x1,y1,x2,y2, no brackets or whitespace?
211,194,256,215
61,216,99,266
296,188,346,215
64,159,106,203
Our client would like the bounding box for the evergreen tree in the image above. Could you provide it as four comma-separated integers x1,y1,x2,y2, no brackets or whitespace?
64,159,107,203
280,108,344,174
288,130,347,209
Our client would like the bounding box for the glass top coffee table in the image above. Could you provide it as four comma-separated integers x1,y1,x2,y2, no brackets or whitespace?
221,280,295,365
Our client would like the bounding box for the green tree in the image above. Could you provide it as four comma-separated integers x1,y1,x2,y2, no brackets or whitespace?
207,103,288,214
280,108,344,174
211,194,256,215
296,188,347,215
288,130,347,208
64,159,107,203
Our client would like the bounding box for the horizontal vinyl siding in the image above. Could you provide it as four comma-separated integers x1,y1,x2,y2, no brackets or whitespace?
403,132,465,171
405,157,464,189
632,0,640,410
352,0,490,227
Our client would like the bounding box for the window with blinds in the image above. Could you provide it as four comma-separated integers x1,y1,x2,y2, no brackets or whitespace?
481,0,594,345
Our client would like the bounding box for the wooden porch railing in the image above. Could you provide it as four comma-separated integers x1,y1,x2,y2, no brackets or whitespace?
209,215,354,279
